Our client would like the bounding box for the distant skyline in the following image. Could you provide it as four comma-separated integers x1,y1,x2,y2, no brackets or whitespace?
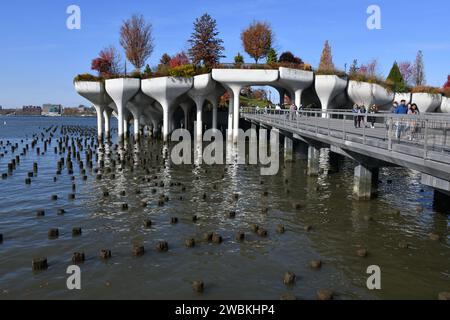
0,0,449,108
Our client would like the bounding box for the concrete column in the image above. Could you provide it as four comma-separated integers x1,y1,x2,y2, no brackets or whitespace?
152,120,159,138
230,86,242,144
294,89,303,108
196,99,203,143
433,189,450,213
353,165,379,200
94,106,104,141
123,119,129,137
307,145,320,176
117,105,124,142
294,139,308,160
133,117,140,140
328,152,341,174
103,109,112,140
277,88,286,106
284,136,293,162
228,94,234,142
212,102,218,130
162,107,170,142
259,125,267,150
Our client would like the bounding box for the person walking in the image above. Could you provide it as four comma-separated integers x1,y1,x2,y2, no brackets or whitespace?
408,103,420,140
290,103,296,121
352,104,360,128
359,105,367,128
368,104,378,128
394,100,408,138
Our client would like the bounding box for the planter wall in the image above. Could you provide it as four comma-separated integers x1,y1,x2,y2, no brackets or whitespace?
278,67,314,107
394,92,412,105
347,81,394,110
411,93,442,113
74,81,111,107
314,75,348,113
440,97,449,113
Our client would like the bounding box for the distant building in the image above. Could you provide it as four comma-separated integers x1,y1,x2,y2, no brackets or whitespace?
42,104,62,116
22,105,42,116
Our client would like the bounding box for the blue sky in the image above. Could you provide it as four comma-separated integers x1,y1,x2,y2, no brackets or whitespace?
0,0,449,108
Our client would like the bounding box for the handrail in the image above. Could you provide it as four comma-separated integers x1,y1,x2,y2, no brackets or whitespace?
240,107,450,160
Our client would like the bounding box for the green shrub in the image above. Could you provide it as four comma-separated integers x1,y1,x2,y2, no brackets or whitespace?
234,53,244,68
168,64,197,78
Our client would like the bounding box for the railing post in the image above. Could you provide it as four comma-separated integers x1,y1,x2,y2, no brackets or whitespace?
388,117,393,151
424,119,429,160
342,114,346,140
363,119,366,145
328,115,331,137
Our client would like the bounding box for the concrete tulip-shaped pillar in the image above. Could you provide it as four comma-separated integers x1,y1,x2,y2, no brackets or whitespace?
188,74,216,142
315,75,348,117
226,84,242,144
142,103,163,138
74,81,112,141
103,107,113,140
142,77,193,142
227,93,234,142
212,69,279,144
129,91,156,141
278,67,314,108
276,87,286,106
105,78,140,142
126,103,142,140
180,102,193,130
207,85,226,131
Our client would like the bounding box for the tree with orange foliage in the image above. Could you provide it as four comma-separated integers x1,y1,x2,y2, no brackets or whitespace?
120,14,154,71
318,40,335,72
241,21,273,64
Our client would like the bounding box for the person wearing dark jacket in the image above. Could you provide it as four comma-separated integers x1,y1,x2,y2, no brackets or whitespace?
395,100,408,114
368,104,378,128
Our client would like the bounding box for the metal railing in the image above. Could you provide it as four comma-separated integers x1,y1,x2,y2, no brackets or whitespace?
241,107,450,161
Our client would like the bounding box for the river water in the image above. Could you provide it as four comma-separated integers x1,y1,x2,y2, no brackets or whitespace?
0,116,448,300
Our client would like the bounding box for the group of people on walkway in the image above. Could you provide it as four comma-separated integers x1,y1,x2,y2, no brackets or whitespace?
352,104,379,129
391,100,420,115
389,100,421,140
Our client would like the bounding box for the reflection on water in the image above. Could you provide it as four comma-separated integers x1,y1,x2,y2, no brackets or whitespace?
0,116,448,300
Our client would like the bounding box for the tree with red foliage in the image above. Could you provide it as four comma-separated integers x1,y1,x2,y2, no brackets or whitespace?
169,52,190,68
444,75,450,88
279,51,303,65
91,46,121,77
